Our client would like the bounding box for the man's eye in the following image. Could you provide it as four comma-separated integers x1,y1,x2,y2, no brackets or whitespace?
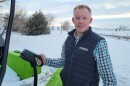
83,18,87,19
76,18,80,19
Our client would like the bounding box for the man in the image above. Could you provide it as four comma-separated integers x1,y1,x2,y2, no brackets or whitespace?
40,4,117,86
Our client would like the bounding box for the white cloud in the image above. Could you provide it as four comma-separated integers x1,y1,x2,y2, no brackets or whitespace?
92,1,130,10
53,0,81,3
118,3,130,6
19,0,73,17
27,10,65,16
105,4,116,9
41,8,71,14
93,12,130,19
52,12,130,26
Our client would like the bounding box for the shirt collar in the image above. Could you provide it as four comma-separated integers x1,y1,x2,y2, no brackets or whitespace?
74,31,80,40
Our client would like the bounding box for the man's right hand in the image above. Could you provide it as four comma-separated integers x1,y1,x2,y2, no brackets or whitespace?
39,54,46,64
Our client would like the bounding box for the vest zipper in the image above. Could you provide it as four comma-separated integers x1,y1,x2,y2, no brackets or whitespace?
66,37,77,86
66,49,75,86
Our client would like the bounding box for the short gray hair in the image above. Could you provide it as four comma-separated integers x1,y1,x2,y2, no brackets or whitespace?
73,4,91,15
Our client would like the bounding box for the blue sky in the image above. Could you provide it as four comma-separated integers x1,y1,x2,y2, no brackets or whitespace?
2,0,130,29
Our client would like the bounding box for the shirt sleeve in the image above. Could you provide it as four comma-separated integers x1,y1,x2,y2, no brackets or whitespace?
93,39,117,86
44,43,65,68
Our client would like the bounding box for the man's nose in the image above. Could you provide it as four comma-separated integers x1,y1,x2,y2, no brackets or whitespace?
78,19,83,23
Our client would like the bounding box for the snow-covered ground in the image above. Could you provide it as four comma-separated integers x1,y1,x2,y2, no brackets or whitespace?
93,28,130,37
2,28,130,86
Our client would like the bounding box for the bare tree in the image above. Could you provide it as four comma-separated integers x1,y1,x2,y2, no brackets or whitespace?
0,0,9,35
3,8,27,34
0,0,9,5
45,14,55,27
115,25,129,31
62,21,70,32
0,0,7,3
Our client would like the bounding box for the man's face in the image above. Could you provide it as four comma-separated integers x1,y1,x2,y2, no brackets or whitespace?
72,8,92,33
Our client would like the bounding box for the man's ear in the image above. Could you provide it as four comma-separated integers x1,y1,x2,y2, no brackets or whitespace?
72,17,75,23
89,17,93,24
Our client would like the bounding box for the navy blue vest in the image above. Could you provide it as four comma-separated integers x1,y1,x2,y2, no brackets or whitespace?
60,27,104,86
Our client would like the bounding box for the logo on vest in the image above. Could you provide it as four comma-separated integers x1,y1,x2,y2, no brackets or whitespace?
79,47,88,52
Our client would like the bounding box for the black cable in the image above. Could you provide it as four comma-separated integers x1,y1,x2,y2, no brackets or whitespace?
0,0,15,85
33,65,37,86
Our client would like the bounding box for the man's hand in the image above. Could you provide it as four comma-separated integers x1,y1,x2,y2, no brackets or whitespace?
39,54,46,64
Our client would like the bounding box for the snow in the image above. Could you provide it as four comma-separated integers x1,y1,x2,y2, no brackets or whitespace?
93,28,130,37
2,28,130,86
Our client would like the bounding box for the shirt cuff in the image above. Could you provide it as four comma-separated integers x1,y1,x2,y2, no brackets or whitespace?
44,57,51,66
